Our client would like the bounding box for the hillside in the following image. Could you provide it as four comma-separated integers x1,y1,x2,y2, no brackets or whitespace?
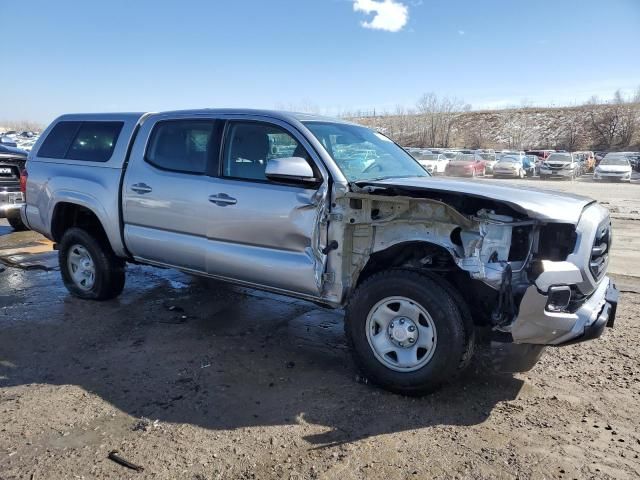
350,102,640,151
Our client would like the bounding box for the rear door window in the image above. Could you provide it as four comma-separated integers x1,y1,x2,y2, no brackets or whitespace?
38,121,123,162
145,120,222,175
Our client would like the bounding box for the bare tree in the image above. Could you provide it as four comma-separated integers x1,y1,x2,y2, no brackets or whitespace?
414,93,466,147
587,99,619,149
561,109,582,150
586,90,639,149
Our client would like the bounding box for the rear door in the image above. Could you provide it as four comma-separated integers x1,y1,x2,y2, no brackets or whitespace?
122,116,224,272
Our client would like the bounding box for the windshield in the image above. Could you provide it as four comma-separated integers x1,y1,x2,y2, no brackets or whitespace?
479,153,496,161
455,154,476,162
420,154,438,160
303,122,428,182
499,157,520,163
547,153,571,162
601,157,630,166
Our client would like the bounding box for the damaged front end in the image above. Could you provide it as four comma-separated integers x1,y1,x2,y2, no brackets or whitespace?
324,180,617,370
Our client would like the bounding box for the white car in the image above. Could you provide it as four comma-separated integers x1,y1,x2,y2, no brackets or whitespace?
594,154,632,182
416,153,449,175
539,153,579,179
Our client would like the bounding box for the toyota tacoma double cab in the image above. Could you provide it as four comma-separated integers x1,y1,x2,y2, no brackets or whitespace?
21,110,618,395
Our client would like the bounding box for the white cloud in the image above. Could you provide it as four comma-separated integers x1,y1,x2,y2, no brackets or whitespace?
458,29,465,36
353,0,409,32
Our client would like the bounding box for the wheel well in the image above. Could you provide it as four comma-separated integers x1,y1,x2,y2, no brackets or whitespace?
356,241,456,287
51,203,108,244
355,241,498,326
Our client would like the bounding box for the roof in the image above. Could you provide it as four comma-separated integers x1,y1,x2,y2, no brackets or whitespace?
55,109,357,126
156,108,356,125
56,112,146,122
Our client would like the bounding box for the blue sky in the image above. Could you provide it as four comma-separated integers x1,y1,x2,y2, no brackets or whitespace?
1,0,639,123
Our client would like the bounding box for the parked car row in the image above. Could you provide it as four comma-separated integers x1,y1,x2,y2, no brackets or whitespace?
404,146,638,182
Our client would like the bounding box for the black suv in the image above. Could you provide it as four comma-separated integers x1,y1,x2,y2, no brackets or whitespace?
0,144,28,230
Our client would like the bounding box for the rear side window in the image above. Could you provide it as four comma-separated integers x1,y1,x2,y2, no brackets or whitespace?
38,121,123,162
66,122,123,162
145,120,221,174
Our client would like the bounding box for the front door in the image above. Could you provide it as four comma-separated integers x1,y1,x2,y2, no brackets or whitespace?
203,120,328,296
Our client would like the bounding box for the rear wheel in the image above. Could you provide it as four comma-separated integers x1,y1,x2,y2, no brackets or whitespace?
345,270,471,395
59,227,126,300
6,210,27,231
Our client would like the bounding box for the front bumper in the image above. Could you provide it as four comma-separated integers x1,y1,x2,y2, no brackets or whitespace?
511,277,618,345
594,172,631,181
539,167,574,177
0,191,24,218
446,169,473,177
493,169,518,177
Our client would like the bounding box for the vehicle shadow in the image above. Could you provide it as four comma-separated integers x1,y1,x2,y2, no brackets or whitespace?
0,266,524,447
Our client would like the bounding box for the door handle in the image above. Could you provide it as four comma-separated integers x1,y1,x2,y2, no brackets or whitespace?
131,183,153,194
209,193,237,206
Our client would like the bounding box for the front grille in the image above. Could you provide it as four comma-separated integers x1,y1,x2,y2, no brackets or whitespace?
547,164,567,171
590,221,610,281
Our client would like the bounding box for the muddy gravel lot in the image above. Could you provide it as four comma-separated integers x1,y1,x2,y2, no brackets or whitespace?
1,176,640,479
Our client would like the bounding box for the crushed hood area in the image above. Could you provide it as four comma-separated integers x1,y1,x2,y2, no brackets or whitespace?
357,176,594,224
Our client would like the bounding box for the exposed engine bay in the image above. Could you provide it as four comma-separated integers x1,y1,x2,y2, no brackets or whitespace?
328,182,580,332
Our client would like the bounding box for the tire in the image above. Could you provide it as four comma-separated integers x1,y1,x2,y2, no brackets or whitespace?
59,227,126,300
6,210,27,231
345,270,471,396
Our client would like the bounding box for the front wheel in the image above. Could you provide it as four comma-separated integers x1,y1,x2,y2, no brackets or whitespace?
59,227,126,300
345,270,472,395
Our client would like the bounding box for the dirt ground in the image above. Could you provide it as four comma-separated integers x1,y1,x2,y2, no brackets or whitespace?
1,176,640,479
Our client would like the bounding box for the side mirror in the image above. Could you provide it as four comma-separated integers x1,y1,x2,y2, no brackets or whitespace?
265,157,318,184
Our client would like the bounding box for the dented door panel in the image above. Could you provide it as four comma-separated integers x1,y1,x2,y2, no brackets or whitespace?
203,178,328,296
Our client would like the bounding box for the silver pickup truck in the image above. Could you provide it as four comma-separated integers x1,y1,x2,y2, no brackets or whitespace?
21,110,618,395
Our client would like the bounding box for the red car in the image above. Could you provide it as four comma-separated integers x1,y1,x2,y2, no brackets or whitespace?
444,153,487,177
